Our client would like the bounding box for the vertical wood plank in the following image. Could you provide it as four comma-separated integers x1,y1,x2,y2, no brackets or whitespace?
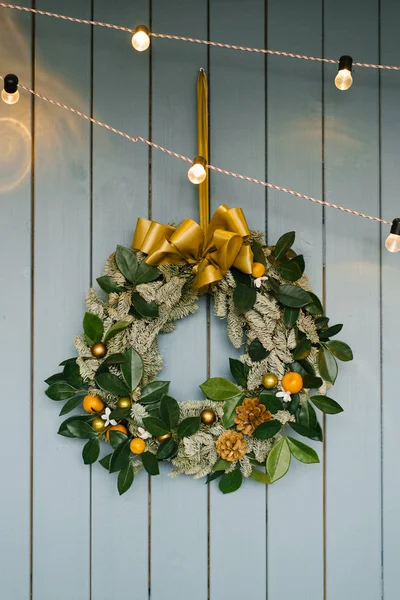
380,1,400,596
0,3,32,599
324,1,381,598
208,2,266,598
91,1,150,598
150,2,208,599
33,2,91,598
266,2,324,599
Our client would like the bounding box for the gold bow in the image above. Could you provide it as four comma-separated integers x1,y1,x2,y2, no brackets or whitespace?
132,204,253,293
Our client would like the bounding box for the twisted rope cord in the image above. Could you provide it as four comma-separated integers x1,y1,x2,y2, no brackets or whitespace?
1,2,400,71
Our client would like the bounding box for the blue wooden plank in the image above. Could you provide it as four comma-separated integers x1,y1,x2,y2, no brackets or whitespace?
0,3,32,599
33,2,92,599
266,2,324,599
380,2,400,597
324,1,381,598
150,2,208,599
91,1,150,598
209,2,266,599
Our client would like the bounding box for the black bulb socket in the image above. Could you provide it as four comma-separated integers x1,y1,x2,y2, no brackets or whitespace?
338,55,353,73
4,74,18,94
390,218,400,236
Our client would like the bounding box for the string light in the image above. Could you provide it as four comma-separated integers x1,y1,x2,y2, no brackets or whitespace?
131,25,150,52
385,218,400,253
1,73,19,105
335,55,353,91
188,156,207,184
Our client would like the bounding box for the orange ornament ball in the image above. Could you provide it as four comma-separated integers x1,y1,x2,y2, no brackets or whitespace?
130,438,146,455
281,372,303,394
251,262,266,278
83,394,105,414
106,424,128,442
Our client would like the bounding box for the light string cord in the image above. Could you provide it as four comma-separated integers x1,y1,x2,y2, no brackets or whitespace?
0,74,389,226
1,1,400,71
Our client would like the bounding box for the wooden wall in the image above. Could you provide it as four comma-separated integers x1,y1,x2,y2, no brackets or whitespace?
0,1,398,599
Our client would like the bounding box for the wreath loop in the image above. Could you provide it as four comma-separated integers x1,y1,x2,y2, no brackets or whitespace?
45,206,353,495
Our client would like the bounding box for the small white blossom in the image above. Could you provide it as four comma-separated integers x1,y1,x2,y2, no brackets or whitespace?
276,390,292,403
253,276,268,288
101,407,117,427
138,426,152,440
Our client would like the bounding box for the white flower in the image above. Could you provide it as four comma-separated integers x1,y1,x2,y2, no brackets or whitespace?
138,426,152,440
101,407,117,427
276,390,292,403
253,276,268,288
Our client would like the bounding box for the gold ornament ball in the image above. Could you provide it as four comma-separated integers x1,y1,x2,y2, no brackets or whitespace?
262,373,278,389
92,417,106,432
156,432,172,442
117,396,132,409
200,408,216,425
91,342,107,359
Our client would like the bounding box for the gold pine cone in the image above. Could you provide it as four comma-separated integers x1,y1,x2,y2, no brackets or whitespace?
215,430,247,462
234,397,272,436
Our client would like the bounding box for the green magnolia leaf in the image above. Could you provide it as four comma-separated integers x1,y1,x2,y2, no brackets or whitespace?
286,436,320,464
156,438,178,460
258,392,283,414
63,361,83,388
297,400,318,429
248,339,269,362
297,360,316,376
277,258,302,282
219,469,243,494
160,396,180,429
302,374,323,389
289,422,323,442
277,284,312,308
142,452,160,475
177,416,201,438
83,312,104,344
132,292,159,318
212,458,231,472
250,468,271,484
284,307,300,327
142,417,169,436
318,347,338,384
233,283,257,313
58,415,92,438
273,231,295,261
253,419,282,439
46,382,80,401
288,393,301,415
59,358,77,367
291,254,305,275
44,372,65,385
319,324,343,339
118,462,134,495
115,245,138,283
99,453,113,470
290,361,308,377
109,408,130,421
229,358,249,387
315,316,329,330
251,241,267,267
206,471,225,483
82,438,100,465
101,353,127,367
109,430,128,449
222,394,243,428
266,438,291,483
140,381,170,404
310,395,344,414
121,347,143,392
231,268,252,288
135,261,160,284
95,372,130,396
200,377,241,401
104,320,130,343
110,439,132,473
59,395,84,416
268,276,281,295
324,340,353,362
66,420,97,439
293,338,312,361
96,276,125,294
304,292,324,315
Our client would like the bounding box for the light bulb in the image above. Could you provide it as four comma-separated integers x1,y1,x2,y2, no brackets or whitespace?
335,55,353,91
385,218,400,253
188,156,207,184
2,74,19,105
131,25,150,52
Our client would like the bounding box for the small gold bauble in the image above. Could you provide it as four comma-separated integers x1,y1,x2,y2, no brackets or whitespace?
262,373,278,389
117,396,132,409
92,417,106,432
91,342,107,359
200,408,216,425
156,432,172,442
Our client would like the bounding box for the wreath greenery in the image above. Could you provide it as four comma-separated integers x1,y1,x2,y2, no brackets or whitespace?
45,205,353,495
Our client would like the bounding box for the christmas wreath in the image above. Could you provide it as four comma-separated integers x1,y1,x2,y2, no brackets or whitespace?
45,204,353,495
